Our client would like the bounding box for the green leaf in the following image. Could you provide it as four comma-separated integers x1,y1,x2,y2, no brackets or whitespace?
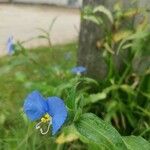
104,43,115,54
103,84,136,95
88,143,102,150
122,43,133,50
48,17,57,33
56,125,79,144
141,92,150,100
66,87,76,110
73,107,82,122
123,136,150,150
81,77,99,86
120,85,136,95
112,30,133,43
93,5,114,24
117,31,149,54
54,83,71,97
75,113,127,150
15,71,26,82
83,15,103,25
0,66,11,76
85,92,107,105
37,27,49,36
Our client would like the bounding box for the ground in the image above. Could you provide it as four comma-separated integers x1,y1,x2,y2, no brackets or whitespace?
0,4,80,56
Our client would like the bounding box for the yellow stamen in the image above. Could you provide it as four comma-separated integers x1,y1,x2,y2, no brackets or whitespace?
35,113,52,135
41,113,51,123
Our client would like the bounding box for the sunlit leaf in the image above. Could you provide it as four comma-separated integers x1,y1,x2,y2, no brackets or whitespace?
104,43,115,54
83,15,103,25
123,136,150,150
81,77,99,86
85,92,107,105
123,9,138,18
93,5,114,24
75,113,128,150
117,31,149,54
141,92,150,100
120,85,136,95
112,30,133,43
56,125,78,144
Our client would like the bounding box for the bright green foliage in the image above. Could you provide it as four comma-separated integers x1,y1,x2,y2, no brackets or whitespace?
75,113,150,150
75,113,128,150
123,136,150,150
82,2,150,142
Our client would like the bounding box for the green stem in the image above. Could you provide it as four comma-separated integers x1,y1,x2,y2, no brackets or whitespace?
56,144,64,150
118,64,131,85
140,128,150,136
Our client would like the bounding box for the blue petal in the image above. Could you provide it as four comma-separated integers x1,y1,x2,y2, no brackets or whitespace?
7,36,14,55
71,66,87,74
47,97,67,135
23,91,48,121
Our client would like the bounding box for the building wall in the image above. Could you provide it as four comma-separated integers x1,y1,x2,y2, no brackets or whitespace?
13,0,67,5
12,0,82,7
0,0,9,2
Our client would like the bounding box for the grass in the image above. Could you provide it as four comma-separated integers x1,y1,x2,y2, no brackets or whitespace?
0,43,78,150
0,42,149,149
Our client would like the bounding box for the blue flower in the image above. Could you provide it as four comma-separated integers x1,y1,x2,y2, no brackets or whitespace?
23,91,67,135
23,91,48,121
7,36,14,55
71,66,87,75
47,97,67,135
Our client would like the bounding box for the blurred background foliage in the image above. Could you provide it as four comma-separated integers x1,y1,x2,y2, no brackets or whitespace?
81,1,150,141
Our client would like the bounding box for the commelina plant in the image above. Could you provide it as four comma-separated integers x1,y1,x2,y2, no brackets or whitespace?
23,90,68,135
23,66,86,135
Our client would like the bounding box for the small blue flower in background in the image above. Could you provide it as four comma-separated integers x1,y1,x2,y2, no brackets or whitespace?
71,66,87,75
7,36,14,55
23,91,67,135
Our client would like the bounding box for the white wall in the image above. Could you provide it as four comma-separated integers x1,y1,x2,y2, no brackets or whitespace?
0,0,9,2
13,0,82,7
13,0,67,5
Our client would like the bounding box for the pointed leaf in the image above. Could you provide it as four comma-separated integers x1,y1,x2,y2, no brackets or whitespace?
75,113,127,150
123,136,150,150
117,31,149,54
85,92,107,105
83,15,103,25
93,5,114,24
